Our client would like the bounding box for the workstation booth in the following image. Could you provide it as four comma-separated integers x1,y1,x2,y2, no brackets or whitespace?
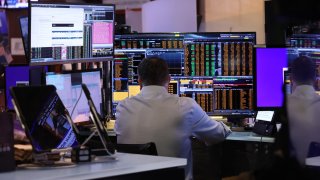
0,0,320,180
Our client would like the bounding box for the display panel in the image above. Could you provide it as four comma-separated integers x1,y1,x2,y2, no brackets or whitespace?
213,76,253,115
30,2,115,65
183,33,255,77
46,70,102,123
178,76,214,113
10,85,78,152
5,66,29,110
113,32,256,116
255,48,288,109
255,40,320,109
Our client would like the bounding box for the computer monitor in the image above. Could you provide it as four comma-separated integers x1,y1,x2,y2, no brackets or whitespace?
19,16,28,57
113,32,256,117
287,34,320,48
5,66,47,110
113,33,184,115
29,2,115,65
5,66,30,110
45,70,103,124
255,48,288,109
183,32,256,116
10,85,78,152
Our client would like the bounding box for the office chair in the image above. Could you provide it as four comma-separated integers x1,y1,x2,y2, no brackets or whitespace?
307,142,320,158
116,142,158,156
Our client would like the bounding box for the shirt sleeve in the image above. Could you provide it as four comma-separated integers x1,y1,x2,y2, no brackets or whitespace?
183,98,231,145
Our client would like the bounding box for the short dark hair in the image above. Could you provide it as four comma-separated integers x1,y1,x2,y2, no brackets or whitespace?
138,57,169,86
290,56,316,84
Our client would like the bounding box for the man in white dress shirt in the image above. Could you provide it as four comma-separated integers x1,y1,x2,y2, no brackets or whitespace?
115,57,231,180
287,56,320,166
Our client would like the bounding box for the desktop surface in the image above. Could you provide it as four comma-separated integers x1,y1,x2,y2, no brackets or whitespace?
0,153,187,180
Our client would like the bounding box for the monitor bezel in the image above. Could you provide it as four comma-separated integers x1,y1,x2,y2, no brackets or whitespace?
28,1,115,66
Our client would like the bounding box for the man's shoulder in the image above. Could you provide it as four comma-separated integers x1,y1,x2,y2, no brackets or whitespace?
117,95,137,105
178,96,196,103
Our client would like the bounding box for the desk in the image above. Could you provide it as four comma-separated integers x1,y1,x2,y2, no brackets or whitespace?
109,130,275,143
192,132,275,179
0,153,186,180
306,156,320,167
227,131,275,143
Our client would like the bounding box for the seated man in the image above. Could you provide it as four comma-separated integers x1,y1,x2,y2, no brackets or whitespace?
287,56,320,166
115,57,231,180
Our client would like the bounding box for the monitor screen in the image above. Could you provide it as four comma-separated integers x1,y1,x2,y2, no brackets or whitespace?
5,66,30,110
256,111,274,122
113,32,256,116
255,48,288,109
184,32,256,116
46,70,102,123
10,85,78,152
30,2,115,65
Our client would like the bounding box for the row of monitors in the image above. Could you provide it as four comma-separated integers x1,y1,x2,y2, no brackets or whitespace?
112,33,256,116
112,47,320,115
17,3,254,66
3,47,320,119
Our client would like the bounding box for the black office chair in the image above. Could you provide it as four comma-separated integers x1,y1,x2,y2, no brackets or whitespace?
307,142,320,158
116,142,158,156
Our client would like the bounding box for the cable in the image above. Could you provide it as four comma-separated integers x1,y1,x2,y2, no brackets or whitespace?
70,87,83,118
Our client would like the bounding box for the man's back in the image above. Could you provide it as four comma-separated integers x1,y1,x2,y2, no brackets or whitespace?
116,86,187,157
115,86,230,179
287,85,320,165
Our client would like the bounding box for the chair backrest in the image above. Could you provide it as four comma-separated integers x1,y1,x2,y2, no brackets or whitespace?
307,142,320,158
116,142,158,156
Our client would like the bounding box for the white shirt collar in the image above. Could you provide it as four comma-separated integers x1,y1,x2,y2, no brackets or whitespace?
140,86,168,97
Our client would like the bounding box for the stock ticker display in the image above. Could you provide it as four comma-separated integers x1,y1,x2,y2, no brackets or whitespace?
113,33,256,116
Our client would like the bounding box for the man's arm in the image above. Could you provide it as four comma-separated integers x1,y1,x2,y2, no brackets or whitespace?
183,98,231,145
